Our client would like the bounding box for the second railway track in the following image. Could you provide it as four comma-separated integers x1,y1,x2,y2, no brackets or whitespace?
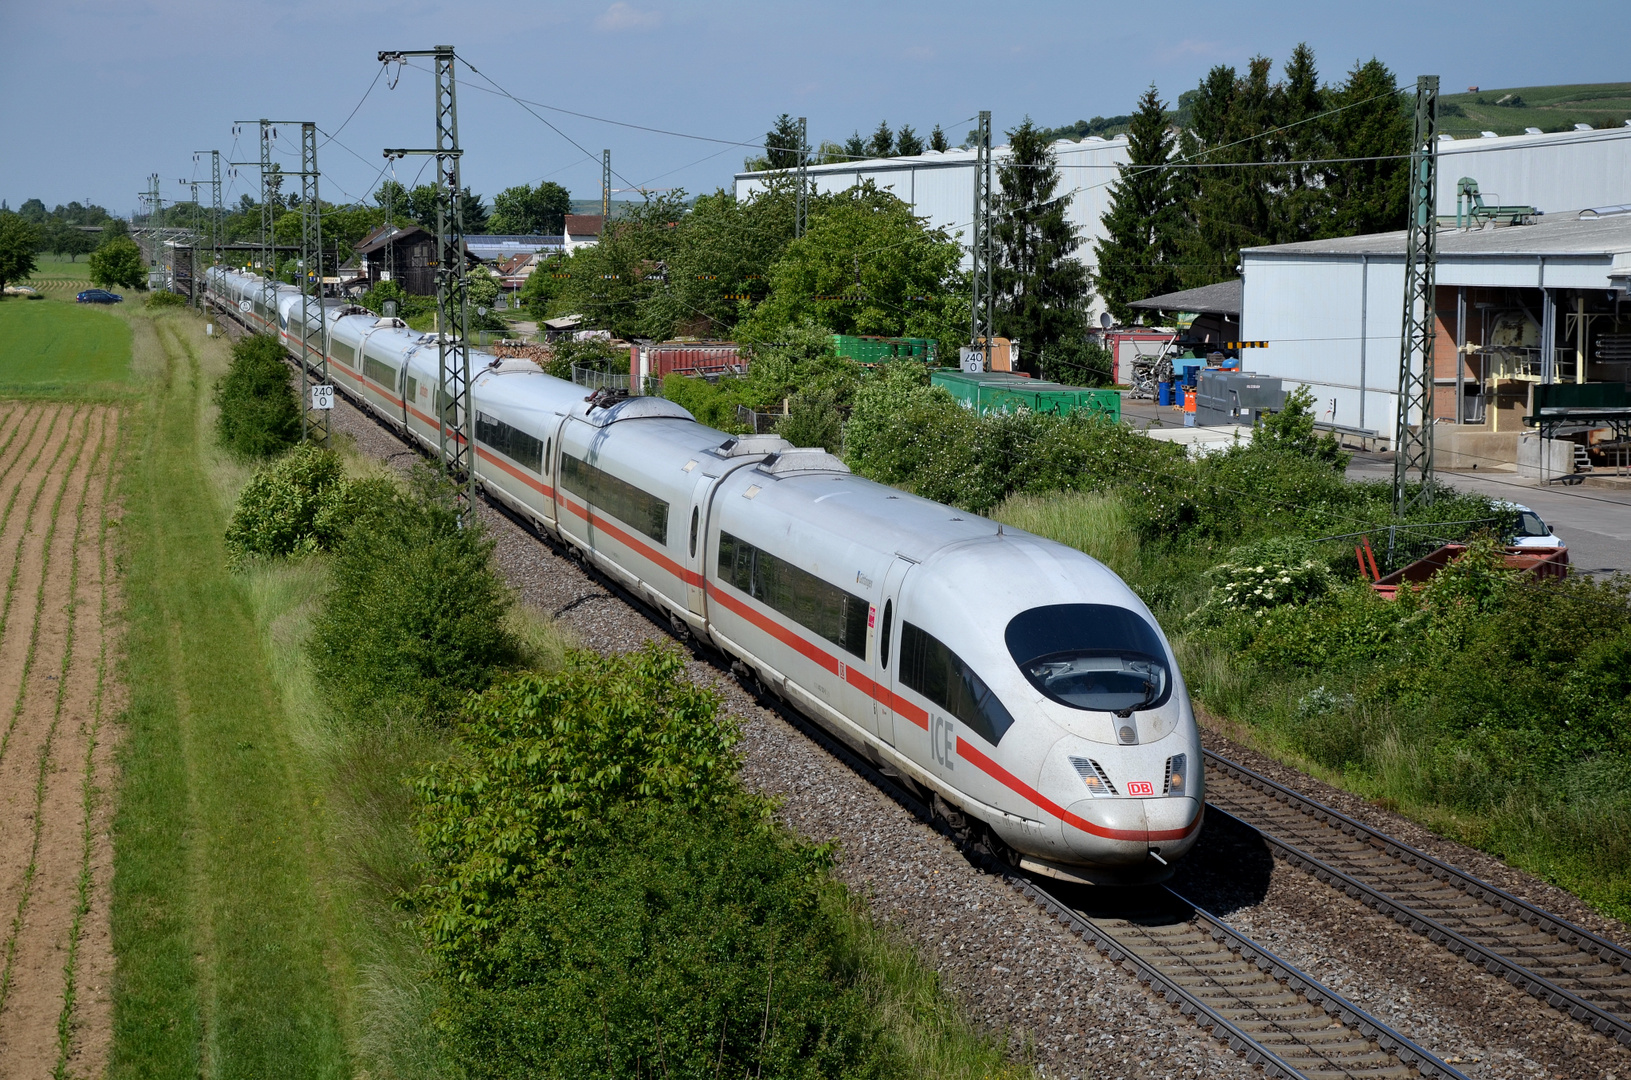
1204,750,1631,1048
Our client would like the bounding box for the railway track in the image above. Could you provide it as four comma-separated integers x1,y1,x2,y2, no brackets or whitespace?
743,686,1470,1079
1204,750,1631,1049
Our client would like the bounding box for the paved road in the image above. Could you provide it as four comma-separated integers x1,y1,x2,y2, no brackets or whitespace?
1346,453,1631,576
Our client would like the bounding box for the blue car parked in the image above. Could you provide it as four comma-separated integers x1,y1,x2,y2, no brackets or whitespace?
76,289,124,304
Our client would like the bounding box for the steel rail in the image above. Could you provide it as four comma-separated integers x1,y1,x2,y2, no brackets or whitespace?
1205,751,1631,1048
731,695,1468,1079
1205,751,1631,973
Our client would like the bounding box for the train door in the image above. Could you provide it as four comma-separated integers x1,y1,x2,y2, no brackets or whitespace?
871,557,915,747
682,467,723,620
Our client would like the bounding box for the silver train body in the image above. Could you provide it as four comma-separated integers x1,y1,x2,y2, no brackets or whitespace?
205,268,1205,882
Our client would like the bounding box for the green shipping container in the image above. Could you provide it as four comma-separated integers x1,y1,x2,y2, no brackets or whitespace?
831,334,937,365
929,371,1121,423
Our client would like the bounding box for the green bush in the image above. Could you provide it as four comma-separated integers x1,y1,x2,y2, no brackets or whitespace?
214,333,301,459
224,444,354,565
411,644,738,981
308,469,517,727
1201,535,1333,618
144,288,187,309
438,799,892,1080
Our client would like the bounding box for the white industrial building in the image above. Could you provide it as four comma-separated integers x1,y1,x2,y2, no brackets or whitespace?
1240,209,1631,459
1433,124,1631,216
737,138,1132,325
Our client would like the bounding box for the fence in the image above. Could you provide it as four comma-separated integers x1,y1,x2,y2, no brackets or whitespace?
735,405,783,434
572,363,631,393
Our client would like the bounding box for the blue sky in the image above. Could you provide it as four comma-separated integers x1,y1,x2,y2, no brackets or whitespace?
1,0,1624,218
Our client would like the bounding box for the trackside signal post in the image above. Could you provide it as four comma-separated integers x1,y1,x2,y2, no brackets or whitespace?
381,44,477,523
1394,75,1440,513
970,111,994,371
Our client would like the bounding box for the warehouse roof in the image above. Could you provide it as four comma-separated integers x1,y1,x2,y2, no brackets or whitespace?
1243,208,1631,259
1128,278,1241,315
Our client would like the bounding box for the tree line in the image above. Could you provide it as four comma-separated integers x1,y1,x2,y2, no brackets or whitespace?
1095,45,1410,320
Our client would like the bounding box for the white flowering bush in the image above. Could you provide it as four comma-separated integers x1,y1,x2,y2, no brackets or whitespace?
1202,536,1332,618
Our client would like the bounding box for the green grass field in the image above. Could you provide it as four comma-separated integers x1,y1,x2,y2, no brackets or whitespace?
1438,81,1631,136
111,312,350,1079
0,299,132,397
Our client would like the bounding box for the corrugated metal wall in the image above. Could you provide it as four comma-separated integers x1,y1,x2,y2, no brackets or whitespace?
1436,127,1631,215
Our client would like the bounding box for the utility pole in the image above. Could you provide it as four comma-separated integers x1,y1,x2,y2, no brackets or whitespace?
231,120,279,319
795,116,809,239
1393,75,1440,514
601,149,611,222
140,174,163,288
381,44,477,522
179,179,201,306
295,122,327,447
196,149,223,266
970,110,994,371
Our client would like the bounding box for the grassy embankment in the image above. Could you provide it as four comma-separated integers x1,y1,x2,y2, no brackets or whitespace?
111,309,353,1078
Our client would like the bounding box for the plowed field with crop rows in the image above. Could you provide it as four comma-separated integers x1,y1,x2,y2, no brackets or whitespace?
0,402,120,1076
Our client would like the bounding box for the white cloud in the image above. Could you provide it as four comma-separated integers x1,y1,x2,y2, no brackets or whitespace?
596,2,661,31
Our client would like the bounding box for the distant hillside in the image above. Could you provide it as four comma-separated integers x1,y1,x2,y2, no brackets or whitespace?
1435,82,1631,136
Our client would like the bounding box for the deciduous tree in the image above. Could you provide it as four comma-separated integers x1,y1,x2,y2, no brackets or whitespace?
0,212,39,292
88,234,145,290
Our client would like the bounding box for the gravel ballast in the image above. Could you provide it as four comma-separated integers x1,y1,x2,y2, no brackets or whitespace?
326,395,1630,1079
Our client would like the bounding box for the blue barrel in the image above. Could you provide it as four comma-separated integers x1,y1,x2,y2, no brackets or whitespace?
1158,381,1173,406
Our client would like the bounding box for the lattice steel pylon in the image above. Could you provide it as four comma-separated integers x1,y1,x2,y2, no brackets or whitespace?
195,149,223,266
298,122,328,447
231,120,280,322
969,110,994,370
1393,75,1440,514
601,149,611,221
381,45,477,522
794,116,809,238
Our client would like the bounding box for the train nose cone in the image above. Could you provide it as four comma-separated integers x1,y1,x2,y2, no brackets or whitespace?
1062,798,1153,865
1061,797,1205,865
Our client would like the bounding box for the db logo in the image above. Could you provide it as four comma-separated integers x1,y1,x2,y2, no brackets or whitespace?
1126,781,1155,797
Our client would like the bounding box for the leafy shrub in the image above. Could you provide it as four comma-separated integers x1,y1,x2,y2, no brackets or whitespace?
214,332,300,459
411,644,738,980
87,235,145,290
308,469,517,726
1251,384,1348,469
224,444,353,564
144,289,186,309
438,800,892,1080
1202,535,1332,617
777,385,843,451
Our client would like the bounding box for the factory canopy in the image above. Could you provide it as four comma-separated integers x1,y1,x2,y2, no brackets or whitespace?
1128,278,1241,316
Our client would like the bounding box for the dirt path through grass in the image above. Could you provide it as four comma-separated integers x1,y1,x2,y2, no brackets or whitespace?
0,402,120,1075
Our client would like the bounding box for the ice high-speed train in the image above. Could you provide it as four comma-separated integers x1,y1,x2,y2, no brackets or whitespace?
205,267,1204,882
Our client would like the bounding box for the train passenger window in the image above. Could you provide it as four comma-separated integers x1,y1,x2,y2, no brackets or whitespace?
560,453,669,544
475,411,545,473
899,623,1014,746
363,355,397,393
689,507,699,557
717,532,868,660
880,600,893,668
331,339,356,366
405,376,418,405
1004,604,1171,714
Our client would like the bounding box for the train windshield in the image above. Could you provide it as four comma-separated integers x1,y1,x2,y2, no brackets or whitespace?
1004,604,1171,714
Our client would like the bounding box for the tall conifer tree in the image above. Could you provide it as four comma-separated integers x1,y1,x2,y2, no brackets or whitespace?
1094,87,1182,321
991,118,1091,366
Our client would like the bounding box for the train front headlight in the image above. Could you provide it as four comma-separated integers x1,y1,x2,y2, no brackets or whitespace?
1164,753,1187,796
1069,757,1118,797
